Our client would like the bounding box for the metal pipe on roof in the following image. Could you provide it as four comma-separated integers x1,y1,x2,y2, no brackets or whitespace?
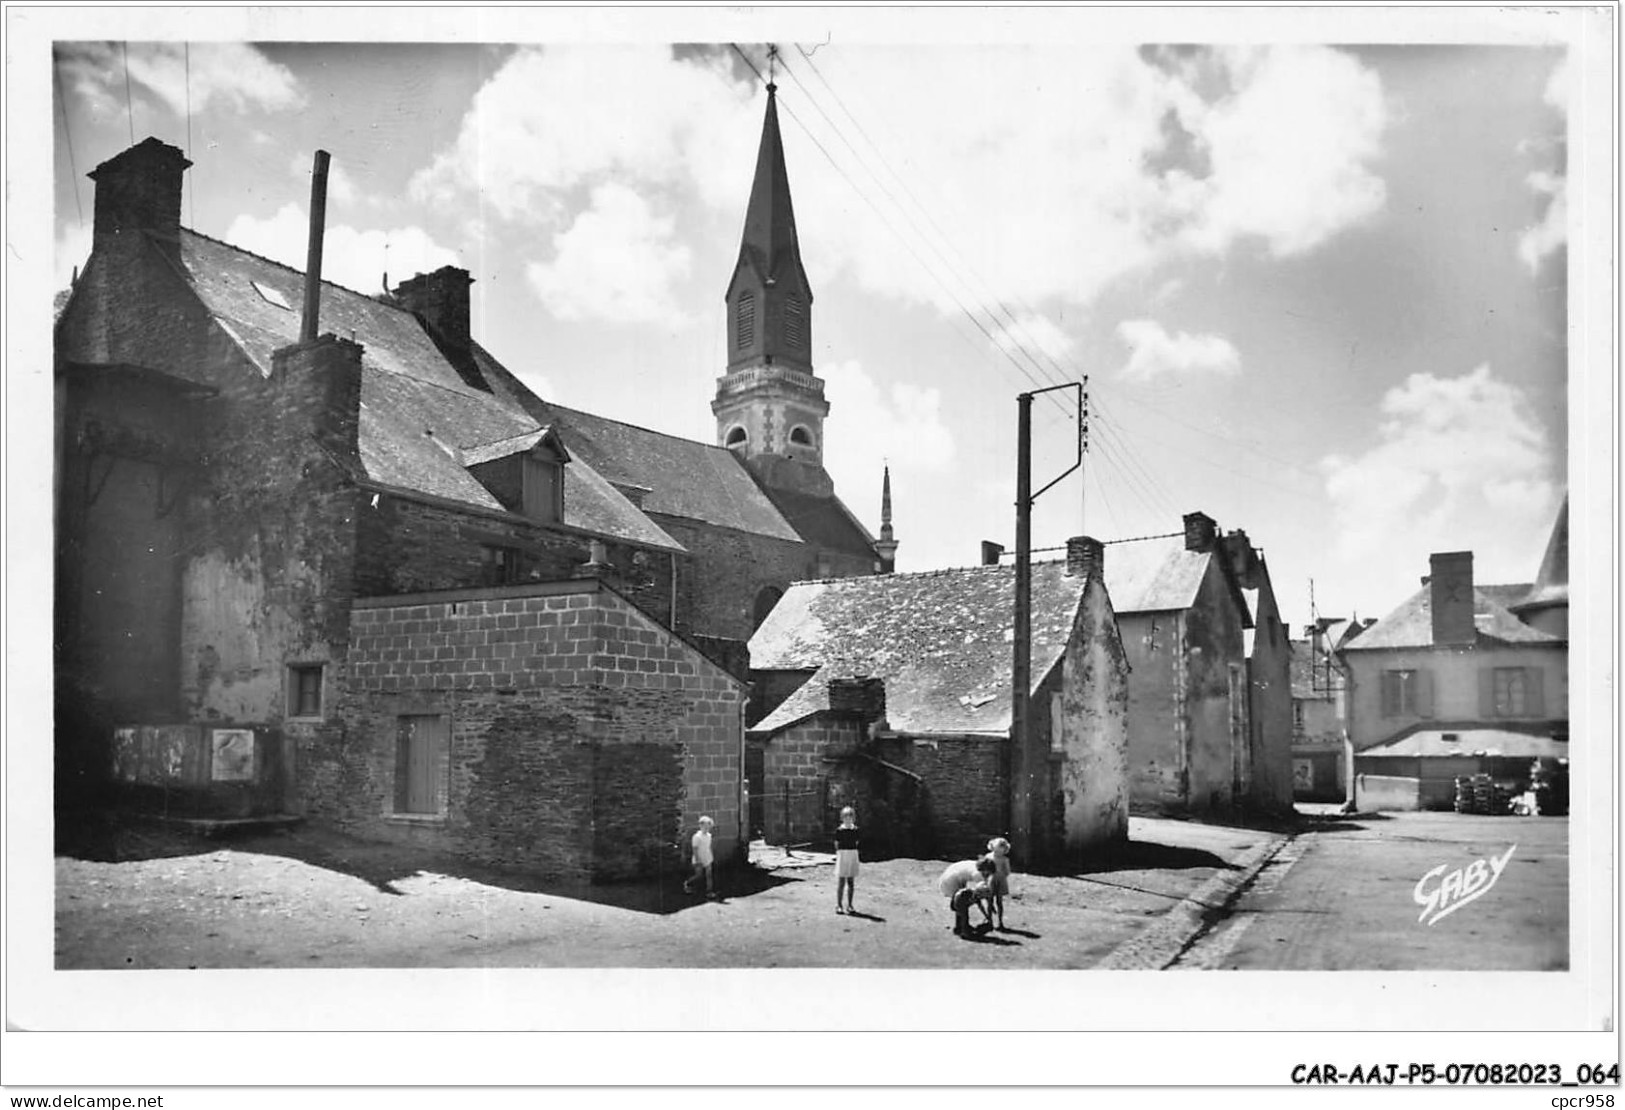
300,150,331,343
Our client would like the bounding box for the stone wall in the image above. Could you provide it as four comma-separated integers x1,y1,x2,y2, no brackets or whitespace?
324,581,744,881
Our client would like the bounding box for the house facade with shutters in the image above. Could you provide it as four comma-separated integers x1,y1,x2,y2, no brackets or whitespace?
1340,533,1568,811
52,83,881,879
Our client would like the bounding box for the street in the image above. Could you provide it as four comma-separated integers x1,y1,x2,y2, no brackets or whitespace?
1174,811,1568,970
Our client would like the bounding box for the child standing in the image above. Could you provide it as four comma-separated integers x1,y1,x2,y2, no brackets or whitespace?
684,815,716,898
833,806,861,914
986,837,1012,929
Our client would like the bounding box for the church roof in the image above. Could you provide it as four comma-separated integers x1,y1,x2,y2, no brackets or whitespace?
535,405,805,542
761,486,878,562
139,229,682,552
749,559,1096,737
735,83,810,296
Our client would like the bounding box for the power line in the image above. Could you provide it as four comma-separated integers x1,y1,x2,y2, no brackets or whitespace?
122,42,134,145
730,42,1075,418
184,42,194,227
54,61,84,228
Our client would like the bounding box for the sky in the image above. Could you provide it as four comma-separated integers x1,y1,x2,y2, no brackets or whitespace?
49,23,1576,630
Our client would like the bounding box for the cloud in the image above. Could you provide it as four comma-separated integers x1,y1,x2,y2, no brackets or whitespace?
1115,318,1240,381
223,204,460,295
524,183,693,327
821,358,955,529
1321,365,1558,574
288,154,364,208
1174,46,1388,257
409,46,755,224
410,44,1389,318
57,43,303,118
1518,55,1569,274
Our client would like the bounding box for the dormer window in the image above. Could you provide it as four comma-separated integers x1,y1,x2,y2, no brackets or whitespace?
736,292,756,350
466,426,570,524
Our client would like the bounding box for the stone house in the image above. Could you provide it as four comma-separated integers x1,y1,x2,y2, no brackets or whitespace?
52,85,881,879
1102,512,1294,815
746,537,1129,867
1341,522,1569,811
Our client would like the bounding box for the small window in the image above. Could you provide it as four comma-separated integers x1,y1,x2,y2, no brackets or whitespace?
789,425,813,448
725,425,749,448
251,280,292,311
736,292,756,350
1380,668,1432,718
1292,701,1306,733
482,545,527,586
289,664,324,718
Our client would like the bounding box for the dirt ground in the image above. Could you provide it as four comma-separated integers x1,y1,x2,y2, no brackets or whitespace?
53,814,1273,970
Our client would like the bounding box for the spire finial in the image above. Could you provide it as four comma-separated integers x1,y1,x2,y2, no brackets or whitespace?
767,44,778,92
875,462,898,573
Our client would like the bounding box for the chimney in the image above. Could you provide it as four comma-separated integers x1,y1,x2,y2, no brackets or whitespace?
88,138,191,250
1428,551,1476,646
1220,529,1260,588
1183,511,1218,553
394,266,474,351
827,676,886,724
981,541,1005,566
300,150,331,343
1065,535,1103,580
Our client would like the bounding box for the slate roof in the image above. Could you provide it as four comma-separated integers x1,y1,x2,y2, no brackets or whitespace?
749,559,1096,737
1341,583,1560,651
537,405,804,542
1289,639,1343,700
1359,728,1567,760
1101,534,1214,615
170,230,681,552
762,486,878,561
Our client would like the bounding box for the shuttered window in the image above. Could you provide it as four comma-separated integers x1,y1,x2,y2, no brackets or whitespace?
288,665,323,718
1481,667,1545,717
784,294,804,347
1380,669,1433,718
736,292,755,350
522,455,561,523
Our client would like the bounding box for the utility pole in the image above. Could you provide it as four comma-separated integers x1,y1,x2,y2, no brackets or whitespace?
1010,380,1085,868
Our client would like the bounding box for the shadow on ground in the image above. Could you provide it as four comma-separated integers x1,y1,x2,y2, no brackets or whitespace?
56,810,795,916
1062,839,1237,876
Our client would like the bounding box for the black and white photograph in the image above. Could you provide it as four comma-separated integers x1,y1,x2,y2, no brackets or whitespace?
3,1,1616,1096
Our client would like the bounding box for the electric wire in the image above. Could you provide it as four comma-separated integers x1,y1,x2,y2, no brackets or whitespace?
54,60,84,228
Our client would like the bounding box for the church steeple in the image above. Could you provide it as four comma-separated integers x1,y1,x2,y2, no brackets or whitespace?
714,76,831,496
875,464,899,574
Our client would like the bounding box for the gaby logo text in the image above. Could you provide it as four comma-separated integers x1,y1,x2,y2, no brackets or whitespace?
1413,845,1516,926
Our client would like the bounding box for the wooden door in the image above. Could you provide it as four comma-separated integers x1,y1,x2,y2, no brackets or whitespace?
396,715,447,815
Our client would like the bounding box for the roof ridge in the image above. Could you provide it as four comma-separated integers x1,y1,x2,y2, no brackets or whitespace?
178,226,406,309
789,558,1093,588
549,403,730,455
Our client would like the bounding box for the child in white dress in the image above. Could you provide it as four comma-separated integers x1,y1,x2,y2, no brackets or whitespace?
833,806,861,914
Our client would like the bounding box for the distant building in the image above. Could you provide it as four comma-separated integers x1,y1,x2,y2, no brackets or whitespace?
1102,512,1295,816
52,83,884,879
746,537,1130,866
1289,618,1366,802
1340,503,1569,812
